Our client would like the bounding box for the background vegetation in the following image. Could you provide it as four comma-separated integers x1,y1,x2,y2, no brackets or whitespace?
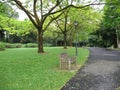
89,0,120,48
0,0,103,53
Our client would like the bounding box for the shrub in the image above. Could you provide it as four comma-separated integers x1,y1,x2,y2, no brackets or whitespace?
25,43,38,48
43,43,52,47
5,43,15,48
14,43,22,48
5,43,22,48
0,42,5,51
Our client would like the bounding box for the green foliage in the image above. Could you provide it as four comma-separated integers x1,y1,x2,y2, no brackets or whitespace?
3,43,53,48
0,47,89,90
43,43,52,47
45,7,102,47
6,0,104,53
0,42,5,51
21,32,37,43
88,33,103,47
5,43,22,48
14,43,22,48
0,2,18,18
25,43,38,48
0,14,37,43
104,0,120,29
96,0,120,48
68,7,102,42
5,43,16,48
0,14,36,36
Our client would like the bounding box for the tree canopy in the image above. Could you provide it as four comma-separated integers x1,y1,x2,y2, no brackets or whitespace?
0,1,18,18
1,0,105,53
101,0,120,48
89,0,120,48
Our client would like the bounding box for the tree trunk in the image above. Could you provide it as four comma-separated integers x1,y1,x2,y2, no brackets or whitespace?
113,31,118,48
38,30,44,53
117,30,120,48
0,30,4,41
0,34,2,41
68,33,73,47
117,38,120,48
63,33,67,49
69,39,72,47
63,14,67,49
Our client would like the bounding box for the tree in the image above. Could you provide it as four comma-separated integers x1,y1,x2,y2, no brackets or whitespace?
99,0,120,48
4,0,104,53
12,0,65,53
0,14,36,43
52,5,102,48
52,8,70,49
68,7,102,46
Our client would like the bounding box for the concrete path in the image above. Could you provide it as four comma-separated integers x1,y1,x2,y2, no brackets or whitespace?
61,47,120,90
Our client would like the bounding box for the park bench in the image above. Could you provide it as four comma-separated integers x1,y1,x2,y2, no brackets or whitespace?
60,53,76,70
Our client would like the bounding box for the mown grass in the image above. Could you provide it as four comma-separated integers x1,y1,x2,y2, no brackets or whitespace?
116,87,120,90
0,47,89,90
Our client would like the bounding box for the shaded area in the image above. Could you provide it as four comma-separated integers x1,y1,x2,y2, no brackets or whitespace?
61,47,120,90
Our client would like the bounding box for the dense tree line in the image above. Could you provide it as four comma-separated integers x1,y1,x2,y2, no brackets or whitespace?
5,0,104,53
1,0,103,53
89,0,120,48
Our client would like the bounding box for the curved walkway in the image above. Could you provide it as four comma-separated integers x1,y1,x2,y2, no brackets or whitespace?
61,47,120,90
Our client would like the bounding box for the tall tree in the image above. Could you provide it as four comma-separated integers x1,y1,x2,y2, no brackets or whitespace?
68,7,102,45
53,8,70,49
4,0,103,53
101,0,120,48
52,6,102,48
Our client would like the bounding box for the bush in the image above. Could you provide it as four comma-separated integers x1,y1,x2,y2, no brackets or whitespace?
5,43,22,48
43,43,52,47
25,43,38,48
5,43,15,48
0,42,5,51
14,43,22,48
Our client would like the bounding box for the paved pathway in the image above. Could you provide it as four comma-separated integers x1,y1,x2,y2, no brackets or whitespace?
61,47,120,90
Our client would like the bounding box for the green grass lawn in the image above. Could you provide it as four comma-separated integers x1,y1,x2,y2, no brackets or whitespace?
0,47,89,90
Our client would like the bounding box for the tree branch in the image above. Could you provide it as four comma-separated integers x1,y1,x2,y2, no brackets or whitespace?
54,18,64,33
43,11,64,32
40,0,43,21
43,2,105,16
14,0,38,28
33,0,40,24
42,0,62,25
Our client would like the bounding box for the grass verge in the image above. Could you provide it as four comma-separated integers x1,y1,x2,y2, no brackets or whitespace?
0,47,89,90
